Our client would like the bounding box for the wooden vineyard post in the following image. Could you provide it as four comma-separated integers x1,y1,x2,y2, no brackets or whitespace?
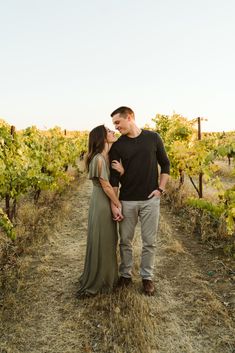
198,117,203,198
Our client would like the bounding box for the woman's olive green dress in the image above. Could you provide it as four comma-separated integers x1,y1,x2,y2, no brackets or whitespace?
77,154,118,296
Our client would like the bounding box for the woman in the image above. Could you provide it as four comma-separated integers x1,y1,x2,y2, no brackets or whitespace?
77,125,123,297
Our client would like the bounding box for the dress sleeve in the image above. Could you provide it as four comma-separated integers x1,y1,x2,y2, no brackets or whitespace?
89,155,109,181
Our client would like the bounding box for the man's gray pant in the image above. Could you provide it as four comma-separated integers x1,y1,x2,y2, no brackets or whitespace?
119,196,160,280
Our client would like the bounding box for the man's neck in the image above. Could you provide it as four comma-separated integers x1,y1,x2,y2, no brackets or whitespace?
126,125,142,138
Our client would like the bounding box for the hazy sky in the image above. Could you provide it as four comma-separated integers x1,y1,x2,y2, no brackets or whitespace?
0,0,235,132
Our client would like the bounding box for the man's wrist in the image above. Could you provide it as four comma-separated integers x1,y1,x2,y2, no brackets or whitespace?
157,187,165,195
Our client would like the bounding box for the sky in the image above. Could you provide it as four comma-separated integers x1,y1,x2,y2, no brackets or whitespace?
0,0,235,133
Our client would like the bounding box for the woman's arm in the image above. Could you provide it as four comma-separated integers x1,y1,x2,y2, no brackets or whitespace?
97,158,121,209
99,178,121,209
111,160,124,176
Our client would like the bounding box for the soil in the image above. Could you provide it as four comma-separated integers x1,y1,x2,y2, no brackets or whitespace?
0,176,235,353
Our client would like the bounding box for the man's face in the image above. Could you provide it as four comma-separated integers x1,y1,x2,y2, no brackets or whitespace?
112,113,131,135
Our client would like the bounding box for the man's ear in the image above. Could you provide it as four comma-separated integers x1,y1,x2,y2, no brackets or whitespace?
127,113,134,121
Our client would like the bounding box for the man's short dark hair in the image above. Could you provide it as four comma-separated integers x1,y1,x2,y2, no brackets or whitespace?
110,106,134,118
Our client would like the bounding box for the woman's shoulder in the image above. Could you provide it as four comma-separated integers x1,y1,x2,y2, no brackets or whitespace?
89,153,109,180
91,153,104,162
90,153,106,167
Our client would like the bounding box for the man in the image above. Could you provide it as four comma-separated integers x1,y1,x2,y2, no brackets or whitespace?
109,106,170,296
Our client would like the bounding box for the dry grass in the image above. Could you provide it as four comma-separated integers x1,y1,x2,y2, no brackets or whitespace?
1,177,235,353
214,159,234,179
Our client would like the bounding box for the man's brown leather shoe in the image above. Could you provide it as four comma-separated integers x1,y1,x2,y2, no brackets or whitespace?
117,276,132,288
142,279,155,296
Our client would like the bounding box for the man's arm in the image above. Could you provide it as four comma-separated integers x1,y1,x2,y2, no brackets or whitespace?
148,173,169,198
155,133,170,175
159,172,169,191
109,144,124,221
148,134,170,198
109,144,121,188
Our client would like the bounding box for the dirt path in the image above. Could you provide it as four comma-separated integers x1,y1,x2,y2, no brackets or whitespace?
1,177,235,353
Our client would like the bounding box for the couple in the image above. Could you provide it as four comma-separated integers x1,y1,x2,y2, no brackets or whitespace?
77,106,170,297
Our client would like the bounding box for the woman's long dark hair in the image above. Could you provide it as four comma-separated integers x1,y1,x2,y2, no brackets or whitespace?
85,125,107,171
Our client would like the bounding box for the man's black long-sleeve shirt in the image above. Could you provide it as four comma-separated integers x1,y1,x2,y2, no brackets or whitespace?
109,130,170,201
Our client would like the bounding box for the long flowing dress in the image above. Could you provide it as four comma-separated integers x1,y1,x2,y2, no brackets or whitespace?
77,153,118,296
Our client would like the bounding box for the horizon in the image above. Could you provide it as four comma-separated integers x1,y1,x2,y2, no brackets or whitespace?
1,114,234,134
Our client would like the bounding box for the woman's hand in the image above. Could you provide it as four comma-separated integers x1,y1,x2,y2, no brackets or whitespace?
114,200,122,214
111,160,124,176
111,202,124,222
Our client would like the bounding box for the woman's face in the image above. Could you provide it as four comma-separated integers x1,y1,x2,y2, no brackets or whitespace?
105,127,117,143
